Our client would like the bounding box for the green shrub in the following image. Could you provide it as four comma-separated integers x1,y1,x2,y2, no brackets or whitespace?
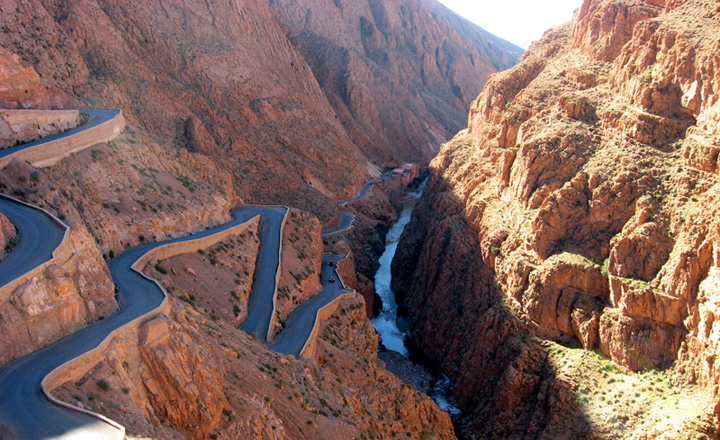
96,379,110,391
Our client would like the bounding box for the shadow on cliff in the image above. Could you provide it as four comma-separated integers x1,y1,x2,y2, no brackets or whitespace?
391,174,595,439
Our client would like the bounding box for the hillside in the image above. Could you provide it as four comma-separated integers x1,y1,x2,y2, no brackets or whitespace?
393,0,720,438
0,0,520,222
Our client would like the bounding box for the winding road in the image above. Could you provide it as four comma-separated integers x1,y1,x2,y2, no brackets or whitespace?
0,108,381,439
321,212,356,236
338,177,380,206
237,207,287,342
0,206,285,439
270,254,354,357
0,196,66,289
321,175,386,235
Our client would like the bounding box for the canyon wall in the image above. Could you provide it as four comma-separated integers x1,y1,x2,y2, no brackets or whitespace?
0,45,73,109
0,0,520,222
268,0,522,163
394,0,720,437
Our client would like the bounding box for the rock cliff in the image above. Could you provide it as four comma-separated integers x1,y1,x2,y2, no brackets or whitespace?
268,0,522,163
0,45,72,109
0,0,520,221
393,0,720,437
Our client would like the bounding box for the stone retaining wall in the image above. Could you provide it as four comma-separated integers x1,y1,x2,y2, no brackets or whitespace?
299,253,356,359
42,212,259,438
132,216,260,271
0,110,124,169
0,109,80,149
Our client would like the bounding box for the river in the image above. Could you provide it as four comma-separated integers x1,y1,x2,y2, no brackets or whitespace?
371,182,463,419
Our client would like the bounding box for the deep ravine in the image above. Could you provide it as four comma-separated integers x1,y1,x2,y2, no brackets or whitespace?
370,181,463,421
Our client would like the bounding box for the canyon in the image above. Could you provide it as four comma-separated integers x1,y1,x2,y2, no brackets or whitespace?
4,0,720,438
0,0,523,439
393,0,720,438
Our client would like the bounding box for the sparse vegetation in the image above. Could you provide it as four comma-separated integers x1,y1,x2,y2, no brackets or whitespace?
96,379,110,391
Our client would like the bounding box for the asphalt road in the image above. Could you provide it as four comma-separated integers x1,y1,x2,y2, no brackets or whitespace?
323,176,386,235
237,207,288,342
0,207,271,440
270,254,354,356
338,178,380,206
0,196,65,289
321,212,355,236
0,109,120,161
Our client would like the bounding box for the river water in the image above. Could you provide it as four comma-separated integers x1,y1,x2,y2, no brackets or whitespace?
371,183,463,419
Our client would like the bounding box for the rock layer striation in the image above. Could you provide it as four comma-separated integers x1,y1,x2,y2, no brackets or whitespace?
394,0,720,437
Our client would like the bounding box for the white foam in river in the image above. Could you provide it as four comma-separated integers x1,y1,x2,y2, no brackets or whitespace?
372,207,414,357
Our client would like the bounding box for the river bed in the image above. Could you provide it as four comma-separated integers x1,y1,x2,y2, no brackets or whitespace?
370,183,463,420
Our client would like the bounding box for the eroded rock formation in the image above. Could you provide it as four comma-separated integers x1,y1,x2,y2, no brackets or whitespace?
394,0,720,437
0,222,116,367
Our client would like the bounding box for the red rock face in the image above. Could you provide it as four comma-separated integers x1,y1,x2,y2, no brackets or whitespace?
0,0,520,221
394,0,720,437
0,46,51,109
268,0,522,163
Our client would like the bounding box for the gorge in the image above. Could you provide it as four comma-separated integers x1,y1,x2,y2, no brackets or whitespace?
0,0,520,438
371,180,465,422
1,0,720,439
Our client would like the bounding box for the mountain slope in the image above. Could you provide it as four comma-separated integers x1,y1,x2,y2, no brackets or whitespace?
0,0,520,222
268,0,523,163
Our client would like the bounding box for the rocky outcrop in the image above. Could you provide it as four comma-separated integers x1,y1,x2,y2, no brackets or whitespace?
0,222,116,368
138,315,226,439
0,45,66,109
394,0,720,437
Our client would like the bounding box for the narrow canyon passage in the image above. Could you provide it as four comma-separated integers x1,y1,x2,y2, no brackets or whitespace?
371,181,463,422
